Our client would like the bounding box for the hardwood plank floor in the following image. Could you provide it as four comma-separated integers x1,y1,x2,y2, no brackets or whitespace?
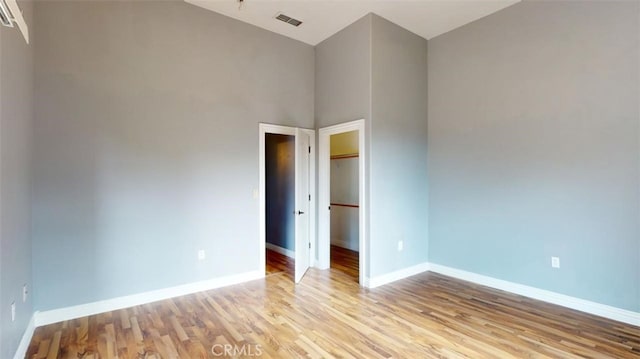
266,245,359,281
26,253,639,358
330,245,359,282
265,249,294,278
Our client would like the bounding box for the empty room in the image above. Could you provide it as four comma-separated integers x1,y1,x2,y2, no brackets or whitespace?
0,0,638,358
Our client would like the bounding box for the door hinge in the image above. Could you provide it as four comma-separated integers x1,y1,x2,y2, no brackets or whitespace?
309,242,311,249
308,194,311,201
328,206,331,210
308,146,311,153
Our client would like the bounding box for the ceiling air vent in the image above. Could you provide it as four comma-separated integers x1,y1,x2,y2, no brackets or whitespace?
275,13,303,27
0,0,14,27
0,0,28,43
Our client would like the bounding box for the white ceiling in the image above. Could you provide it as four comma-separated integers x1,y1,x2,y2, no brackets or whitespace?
185,0,520,46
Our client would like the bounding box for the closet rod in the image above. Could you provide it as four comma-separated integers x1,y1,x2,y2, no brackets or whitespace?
330,203,359,208
330,154,359,160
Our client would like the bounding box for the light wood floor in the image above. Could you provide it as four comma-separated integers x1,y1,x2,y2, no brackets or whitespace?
330,245,359,282
26,250,639,358
265,249,294,278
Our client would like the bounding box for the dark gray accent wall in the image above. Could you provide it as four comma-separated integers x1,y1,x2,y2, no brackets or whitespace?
427,1,640,311
32,0,314,311
369,15,429,277
0,1,34,357
265,134,295,251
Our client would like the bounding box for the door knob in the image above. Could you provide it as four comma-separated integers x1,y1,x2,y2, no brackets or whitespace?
297,210,305,215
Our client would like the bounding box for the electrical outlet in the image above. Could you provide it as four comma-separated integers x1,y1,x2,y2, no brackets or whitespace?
551,257,560,268
397,240,403,252
198,250,206,261
23,284,28,303
11,302,15,322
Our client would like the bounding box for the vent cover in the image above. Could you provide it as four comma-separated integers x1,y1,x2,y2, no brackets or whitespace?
0,0,14,27
275,13,303,27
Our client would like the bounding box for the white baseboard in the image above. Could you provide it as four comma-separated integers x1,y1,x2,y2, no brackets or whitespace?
429,263,640,327
330,238,359,252
18,262,639,358
13,313,36,359
35,270,264,327
266,243,294,259
365,262,431,288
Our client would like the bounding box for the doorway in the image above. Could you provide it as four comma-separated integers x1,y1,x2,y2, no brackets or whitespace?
259,124,315,283
328,131,360,281
264,134,296,276
318,119,366,285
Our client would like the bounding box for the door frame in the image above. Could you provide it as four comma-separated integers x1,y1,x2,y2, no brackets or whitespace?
318,119,366,285
259,123,316,276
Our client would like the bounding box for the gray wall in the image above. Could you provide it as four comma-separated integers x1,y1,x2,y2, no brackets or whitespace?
315,15,372,130
428,1,640,311
0,0,34,357
315,15,372,275
265,134,295,251
315,14,429,278
370,15,429,277
22,0,638,328
32,0,314,311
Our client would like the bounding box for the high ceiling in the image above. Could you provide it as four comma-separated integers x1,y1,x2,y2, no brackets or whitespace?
185,0,519,45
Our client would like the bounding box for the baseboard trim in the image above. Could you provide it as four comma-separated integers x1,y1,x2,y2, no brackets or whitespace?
13,313,36,359
21,261,639,355
365,262,430,288
266,243,294,259
35,270,264,327
429,263,640,327
330,238,359,252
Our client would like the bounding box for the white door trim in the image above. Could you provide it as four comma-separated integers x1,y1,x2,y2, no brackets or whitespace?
294,128,311,283
258,123,316,277
318,119,367,285
301,128,316,272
